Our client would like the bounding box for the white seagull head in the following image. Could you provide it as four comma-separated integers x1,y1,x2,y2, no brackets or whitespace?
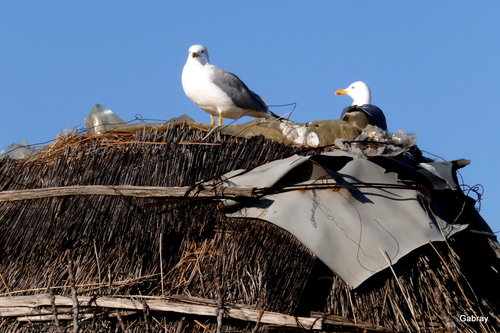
336,81,371,106
187,44,210,66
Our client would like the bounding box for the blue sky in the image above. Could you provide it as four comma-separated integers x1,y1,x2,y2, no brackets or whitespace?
1,1,499,233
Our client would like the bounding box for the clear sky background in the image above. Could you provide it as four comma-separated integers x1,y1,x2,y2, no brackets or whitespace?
1,1,498,233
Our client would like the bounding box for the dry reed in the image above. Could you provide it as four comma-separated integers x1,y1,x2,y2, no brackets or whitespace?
0,124,498,332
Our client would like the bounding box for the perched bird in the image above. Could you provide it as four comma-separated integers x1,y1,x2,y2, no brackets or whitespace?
335,81,388,131
181,44,280,125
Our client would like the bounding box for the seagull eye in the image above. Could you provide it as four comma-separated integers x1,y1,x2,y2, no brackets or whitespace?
201,50,204,53
351,86,355,89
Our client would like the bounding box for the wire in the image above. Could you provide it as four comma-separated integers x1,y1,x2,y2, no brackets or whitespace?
420,149,446,161
267,102,297,108
130,114,168,123
461,183,484,212
268,102,297,121
0,138,58,159
419,149,484,214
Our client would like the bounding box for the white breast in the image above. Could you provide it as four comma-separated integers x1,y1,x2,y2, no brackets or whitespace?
182,63,237,117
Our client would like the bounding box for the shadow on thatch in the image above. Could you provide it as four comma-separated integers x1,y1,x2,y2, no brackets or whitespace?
0,124,499,332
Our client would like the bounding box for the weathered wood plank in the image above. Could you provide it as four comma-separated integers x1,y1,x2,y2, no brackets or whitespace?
16,311,138,322
0,294,321,329
0,185,257,202
0,294,397,331
0,306,74,317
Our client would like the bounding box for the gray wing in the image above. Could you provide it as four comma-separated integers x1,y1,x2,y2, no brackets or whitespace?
341,104,388,131
211,66,268,112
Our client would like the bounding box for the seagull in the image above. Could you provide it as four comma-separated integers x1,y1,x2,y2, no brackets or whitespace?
182,44,280,125
335,81,388,131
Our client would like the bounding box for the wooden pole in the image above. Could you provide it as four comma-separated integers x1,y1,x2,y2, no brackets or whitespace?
0,294,397,332
0,185,257,202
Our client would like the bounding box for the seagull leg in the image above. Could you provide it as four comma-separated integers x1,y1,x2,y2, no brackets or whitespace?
210,115,216,125
218,115,224,126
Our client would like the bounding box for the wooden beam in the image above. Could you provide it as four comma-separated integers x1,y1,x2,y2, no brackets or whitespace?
0,294,321,329
16,311,138,322
311,312,399,332
0,185,257,202
0,294,399,331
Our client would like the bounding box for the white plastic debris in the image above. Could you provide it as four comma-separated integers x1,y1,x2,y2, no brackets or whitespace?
85,104,126,134
0,141,39,159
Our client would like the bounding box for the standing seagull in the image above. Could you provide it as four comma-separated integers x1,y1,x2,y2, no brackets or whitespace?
182,44,280,125
335,81,388,131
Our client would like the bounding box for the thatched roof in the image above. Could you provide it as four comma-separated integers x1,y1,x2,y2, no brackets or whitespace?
0,122,499,332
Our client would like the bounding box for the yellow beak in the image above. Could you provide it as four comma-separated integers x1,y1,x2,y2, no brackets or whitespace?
335,89,347,95
192,52,199,58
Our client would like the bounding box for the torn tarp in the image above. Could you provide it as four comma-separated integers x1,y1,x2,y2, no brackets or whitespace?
84,104,361,146
216,151,468,289
209,118,360,146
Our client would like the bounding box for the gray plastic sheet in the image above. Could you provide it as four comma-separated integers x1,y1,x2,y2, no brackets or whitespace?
218,152,467,288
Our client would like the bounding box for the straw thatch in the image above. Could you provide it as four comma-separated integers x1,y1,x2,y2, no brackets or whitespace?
0,124,499,332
